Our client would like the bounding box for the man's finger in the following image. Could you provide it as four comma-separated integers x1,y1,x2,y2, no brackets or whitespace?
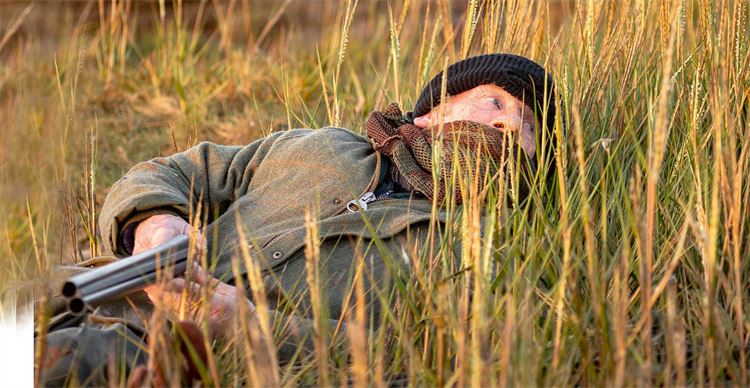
183,223,207,249
164,278,206,295
147,280,206,311
188,263,208,285
144,278,199,301
143,284,161,302
189,263,221,288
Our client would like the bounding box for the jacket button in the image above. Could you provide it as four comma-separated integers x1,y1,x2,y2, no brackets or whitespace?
333,198,342,204
272,251,283,260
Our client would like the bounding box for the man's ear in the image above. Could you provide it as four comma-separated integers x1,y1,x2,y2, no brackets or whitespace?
413,112,432,128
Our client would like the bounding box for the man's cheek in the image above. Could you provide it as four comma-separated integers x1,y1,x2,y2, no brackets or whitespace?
463,110,491,127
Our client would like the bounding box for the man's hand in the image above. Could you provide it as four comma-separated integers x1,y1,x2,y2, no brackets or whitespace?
133,215,251,339
144,264,256,339
133,214,201,255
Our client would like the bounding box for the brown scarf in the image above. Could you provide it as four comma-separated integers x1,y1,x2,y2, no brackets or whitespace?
366,103,530,204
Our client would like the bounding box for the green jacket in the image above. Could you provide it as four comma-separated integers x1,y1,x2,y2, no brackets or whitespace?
100,127,441,272
97,127,453,364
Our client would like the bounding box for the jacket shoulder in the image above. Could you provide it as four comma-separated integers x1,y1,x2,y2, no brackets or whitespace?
270,127,373,158
319,126,370,142
275,126,369,144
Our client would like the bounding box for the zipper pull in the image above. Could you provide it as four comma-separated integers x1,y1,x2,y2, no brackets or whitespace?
347,192,376,212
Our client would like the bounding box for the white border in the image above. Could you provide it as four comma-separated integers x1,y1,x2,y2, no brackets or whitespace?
0,289,33,388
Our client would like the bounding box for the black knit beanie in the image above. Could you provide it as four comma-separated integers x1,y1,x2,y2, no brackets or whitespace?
412,53,555,132
411,53,558,185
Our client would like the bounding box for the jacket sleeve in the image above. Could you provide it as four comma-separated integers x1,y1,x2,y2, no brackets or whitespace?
99,131,290,256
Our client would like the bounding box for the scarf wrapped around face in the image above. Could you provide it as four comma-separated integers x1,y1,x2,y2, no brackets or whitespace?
365,103,532,204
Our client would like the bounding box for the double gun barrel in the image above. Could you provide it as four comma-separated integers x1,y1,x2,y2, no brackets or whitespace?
61,235,191,314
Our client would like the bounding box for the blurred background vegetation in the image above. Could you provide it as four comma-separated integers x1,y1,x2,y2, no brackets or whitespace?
1,0,572,286
1,0,749,385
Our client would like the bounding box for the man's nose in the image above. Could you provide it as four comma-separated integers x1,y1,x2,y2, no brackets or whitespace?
491,116,522,133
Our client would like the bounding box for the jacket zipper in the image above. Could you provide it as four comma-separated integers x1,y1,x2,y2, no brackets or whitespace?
346,190,394,212
262,233,284,249
267,188,391,249
334,151,383,214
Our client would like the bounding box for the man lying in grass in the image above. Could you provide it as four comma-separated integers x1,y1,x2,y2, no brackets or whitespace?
41,53,556,385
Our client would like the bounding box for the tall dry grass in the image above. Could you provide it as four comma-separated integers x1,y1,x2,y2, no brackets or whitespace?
1,0,749,385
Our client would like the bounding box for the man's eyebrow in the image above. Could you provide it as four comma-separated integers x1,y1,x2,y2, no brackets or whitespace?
481,86,511,96
476,89,502,98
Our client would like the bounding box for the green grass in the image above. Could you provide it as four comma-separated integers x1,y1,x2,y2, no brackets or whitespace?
2,0,749,385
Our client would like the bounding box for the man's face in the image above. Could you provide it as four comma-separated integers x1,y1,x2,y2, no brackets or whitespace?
413,84,537,156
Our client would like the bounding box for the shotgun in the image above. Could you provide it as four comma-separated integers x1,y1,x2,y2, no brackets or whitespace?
61,235,191,314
